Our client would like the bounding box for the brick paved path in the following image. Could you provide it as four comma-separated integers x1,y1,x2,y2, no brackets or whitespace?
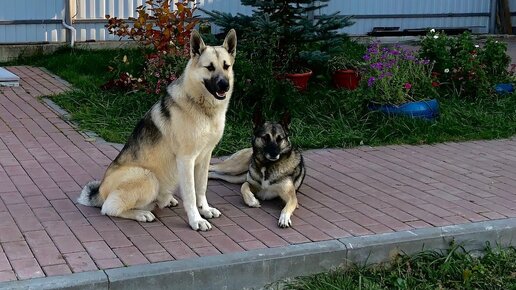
0,66,516,281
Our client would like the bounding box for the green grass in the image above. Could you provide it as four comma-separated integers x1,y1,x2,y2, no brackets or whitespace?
278,244,516,290
5,47,516,156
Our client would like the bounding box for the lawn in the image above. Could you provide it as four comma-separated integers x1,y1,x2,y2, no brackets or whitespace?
279,244,516,290
5,47,516,156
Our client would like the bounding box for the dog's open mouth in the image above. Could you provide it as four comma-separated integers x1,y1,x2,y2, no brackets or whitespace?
215,90,227,100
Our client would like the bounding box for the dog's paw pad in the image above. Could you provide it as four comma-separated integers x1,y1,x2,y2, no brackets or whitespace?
278,213,292,228
135,211,155,222
190,218,212,231
200,207,221,219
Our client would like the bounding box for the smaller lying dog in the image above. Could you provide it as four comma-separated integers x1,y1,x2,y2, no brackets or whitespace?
209,111,305,227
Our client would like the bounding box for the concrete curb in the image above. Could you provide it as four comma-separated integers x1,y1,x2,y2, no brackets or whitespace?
1,218,515,290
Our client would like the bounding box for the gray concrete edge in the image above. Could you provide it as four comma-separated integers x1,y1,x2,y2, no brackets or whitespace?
1,218,515,290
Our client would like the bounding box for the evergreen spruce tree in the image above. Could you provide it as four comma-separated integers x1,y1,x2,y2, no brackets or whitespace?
201,0,354,73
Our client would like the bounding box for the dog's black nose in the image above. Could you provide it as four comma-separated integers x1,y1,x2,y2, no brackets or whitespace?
217,79,229,92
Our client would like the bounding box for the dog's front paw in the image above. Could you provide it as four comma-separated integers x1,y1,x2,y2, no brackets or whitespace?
199,206,221,219
135,210,156,222
278,212,292,228
244,195,261,208
189,218,212,231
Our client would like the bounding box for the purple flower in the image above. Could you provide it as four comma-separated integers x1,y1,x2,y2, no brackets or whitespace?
367,77,376,87
363,54,371,61
370,62,384,70
390,49,400,55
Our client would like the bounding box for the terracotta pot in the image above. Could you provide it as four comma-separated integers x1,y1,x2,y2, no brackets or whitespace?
332,69,360,90
284,70,313,91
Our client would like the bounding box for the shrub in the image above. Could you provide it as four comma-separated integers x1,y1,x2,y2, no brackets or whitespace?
103,0,197,92
202,0,353,74
362,42,437,105
105,0,198,55
419,30,511,99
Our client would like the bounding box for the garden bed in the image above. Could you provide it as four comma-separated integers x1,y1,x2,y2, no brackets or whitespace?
5,47,516,156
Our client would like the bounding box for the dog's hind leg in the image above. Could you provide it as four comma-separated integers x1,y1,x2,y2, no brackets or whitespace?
208,172,247,184
276,181,298,228
196,150,221,219
100,167,160,222
209,148,252,177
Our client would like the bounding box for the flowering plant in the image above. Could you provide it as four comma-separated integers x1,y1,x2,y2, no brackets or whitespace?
143,53,188,94
362,42,437,105
420,30,510,99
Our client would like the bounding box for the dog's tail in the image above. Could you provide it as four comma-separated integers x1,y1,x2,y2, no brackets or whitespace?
77,180,104,207
209,147,252,184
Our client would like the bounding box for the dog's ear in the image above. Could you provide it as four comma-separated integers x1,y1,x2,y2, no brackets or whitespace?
252,108,264,128
223,29,237,58
190,30,206,57
280,111,291,131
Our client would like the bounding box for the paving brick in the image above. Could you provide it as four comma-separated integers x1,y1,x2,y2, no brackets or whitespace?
24,195,51,209
70,225,102,242
63,251,97,273
87,215,118,232
218,225,255,242
95,258,124,270
42,220,73,237
145,251,174,263
206,235,244,254
0,226,24,242
0,270,16,282
129,235,165,254
24,230,53,247
42,264,72,277
60,211,90,227
32,244,66,266
2,241,33,260
115,221,148,237
335,220,373,236
174,229,211,248
290,224,331,242
50,198,77,212
113,246,149,266
0,192,25,205
33,207,61,222
146,226,179,242
11,257,44,279
83,241,117,260
0,252,11,271
249,229,289,247
193,246,221,257
161,241,198,260
99,230,133,249
52,235,84,254
238,240,268,251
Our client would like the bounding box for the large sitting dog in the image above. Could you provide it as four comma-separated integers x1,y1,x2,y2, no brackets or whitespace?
78,29,237,231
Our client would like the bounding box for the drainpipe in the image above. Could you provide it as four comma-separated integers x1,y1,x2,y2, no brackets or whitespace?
63,0,76,47
490,0,497,34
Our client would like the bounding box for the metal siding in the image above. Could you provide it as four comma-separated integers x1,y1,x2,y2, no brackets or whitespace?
0,0,501,43
322,0,490,35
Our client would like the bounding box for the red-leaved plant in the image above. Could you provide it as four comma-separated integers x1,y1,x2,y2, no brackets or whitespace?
106,0,198,55
102,0,198,92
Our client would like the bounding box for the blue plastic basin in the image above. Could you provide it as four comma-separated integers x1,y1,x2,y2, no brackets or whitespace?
495,83,514,94
369,99,439,120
